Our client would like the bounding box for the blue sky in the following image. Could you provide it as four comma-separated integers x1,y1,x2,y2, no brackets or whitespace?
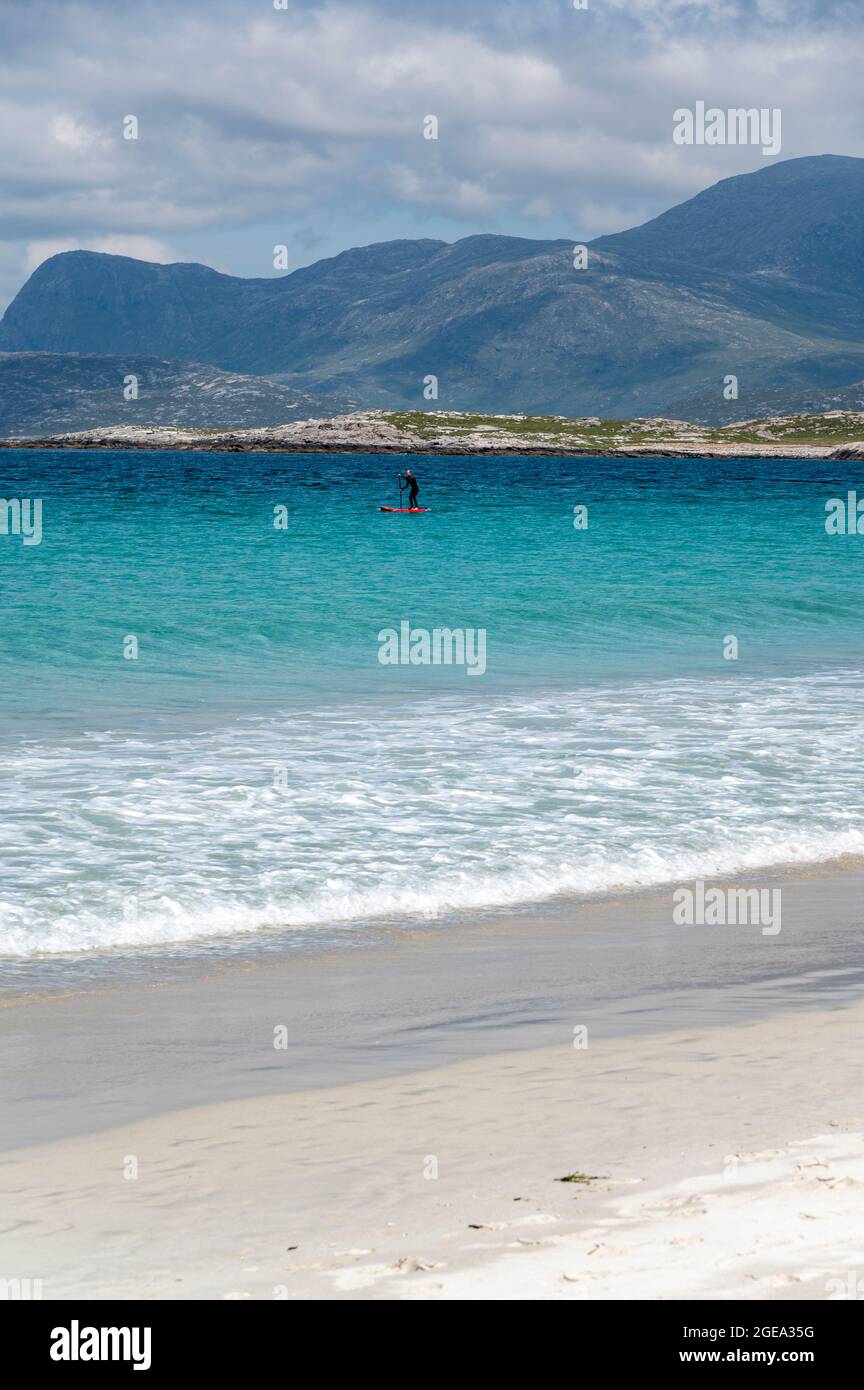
0,0,861,309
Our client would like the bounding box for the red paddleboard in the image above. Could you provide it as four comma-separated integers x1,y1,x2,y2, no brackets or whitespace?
380,506,429,512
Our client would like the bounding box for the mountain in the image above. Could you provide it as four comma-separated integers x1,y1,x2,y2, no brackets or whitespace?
592,154,864,343
0,354,353,436
594,155,864,305
1,155,863,422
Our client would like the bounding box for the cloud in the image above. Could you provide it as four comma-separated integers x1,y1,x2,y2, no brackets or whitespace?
23,236,181,275
49,113,111,153
0,0,861,309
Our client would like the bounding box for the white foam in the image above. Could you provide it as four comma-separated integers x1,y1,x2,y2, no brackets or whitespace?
2,670,863,957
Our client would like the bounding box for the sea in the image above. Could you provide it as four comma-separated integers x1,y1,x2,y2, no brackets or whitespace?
2,447,863,983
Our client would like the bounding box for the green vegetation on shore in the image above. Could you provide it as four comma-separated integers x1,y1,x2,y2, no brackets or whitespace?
383,409,864,448
3,406,863,455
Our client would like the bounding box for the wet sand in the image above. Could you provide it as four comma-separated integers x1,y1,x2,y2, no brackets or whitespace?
3,866,864,1151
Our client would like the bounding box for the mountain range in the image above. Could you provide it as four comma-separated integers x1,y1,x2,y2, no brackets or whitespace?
1,154,862,428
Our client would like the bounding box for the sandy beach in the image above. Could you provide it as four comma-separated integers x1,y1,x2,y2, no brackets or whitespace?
3,868,863,1301
3,1000,863,1301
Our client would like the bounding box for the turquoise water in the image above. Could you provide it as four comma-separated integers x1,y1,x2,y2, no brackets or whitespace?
1,448,863,965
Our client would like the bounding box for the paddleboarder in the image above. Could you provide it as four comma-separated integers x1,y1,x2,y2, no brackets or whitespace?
400,469,420,509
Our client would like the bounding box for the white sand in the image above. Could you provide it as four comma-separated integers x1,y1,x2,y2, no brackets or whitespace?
4,998,863,1300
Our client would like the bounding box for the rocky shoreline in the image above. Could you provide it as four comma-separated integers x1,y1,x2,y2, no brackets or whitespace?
2,410,863,460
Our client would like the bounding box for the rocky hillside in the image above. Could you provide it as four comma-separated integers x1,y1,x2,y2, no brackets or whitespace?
0,353,353,435
1,156,863,423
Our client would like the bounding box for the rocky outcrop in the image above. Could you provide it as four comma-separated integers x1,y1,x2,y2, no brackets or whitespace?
830,441,864,459
3,409,861,459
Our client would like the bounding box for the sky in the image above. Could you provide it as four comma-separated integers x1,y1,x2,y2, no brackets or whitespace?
0,0,861,311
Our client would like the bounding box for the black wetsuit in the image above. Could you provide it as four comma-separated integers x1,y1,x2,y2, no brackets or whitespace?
405,476,419,506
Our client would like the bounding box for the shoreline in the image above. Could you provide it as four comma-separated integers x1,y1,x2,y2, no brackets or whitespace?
0,438,850,458
2,407,862,458
4,864,864,1152
3,851,863,1002
5,864,864,1299
5,997,862,1300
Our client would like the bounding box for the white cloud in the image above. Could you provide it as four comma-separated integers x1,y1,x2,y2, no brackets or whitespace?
0,0,860,304
23,236,180,276
49,113,110,153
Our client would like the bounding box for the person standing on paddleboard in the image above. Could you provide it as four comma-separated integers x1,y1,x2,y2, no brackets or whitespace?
401,469,420,508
